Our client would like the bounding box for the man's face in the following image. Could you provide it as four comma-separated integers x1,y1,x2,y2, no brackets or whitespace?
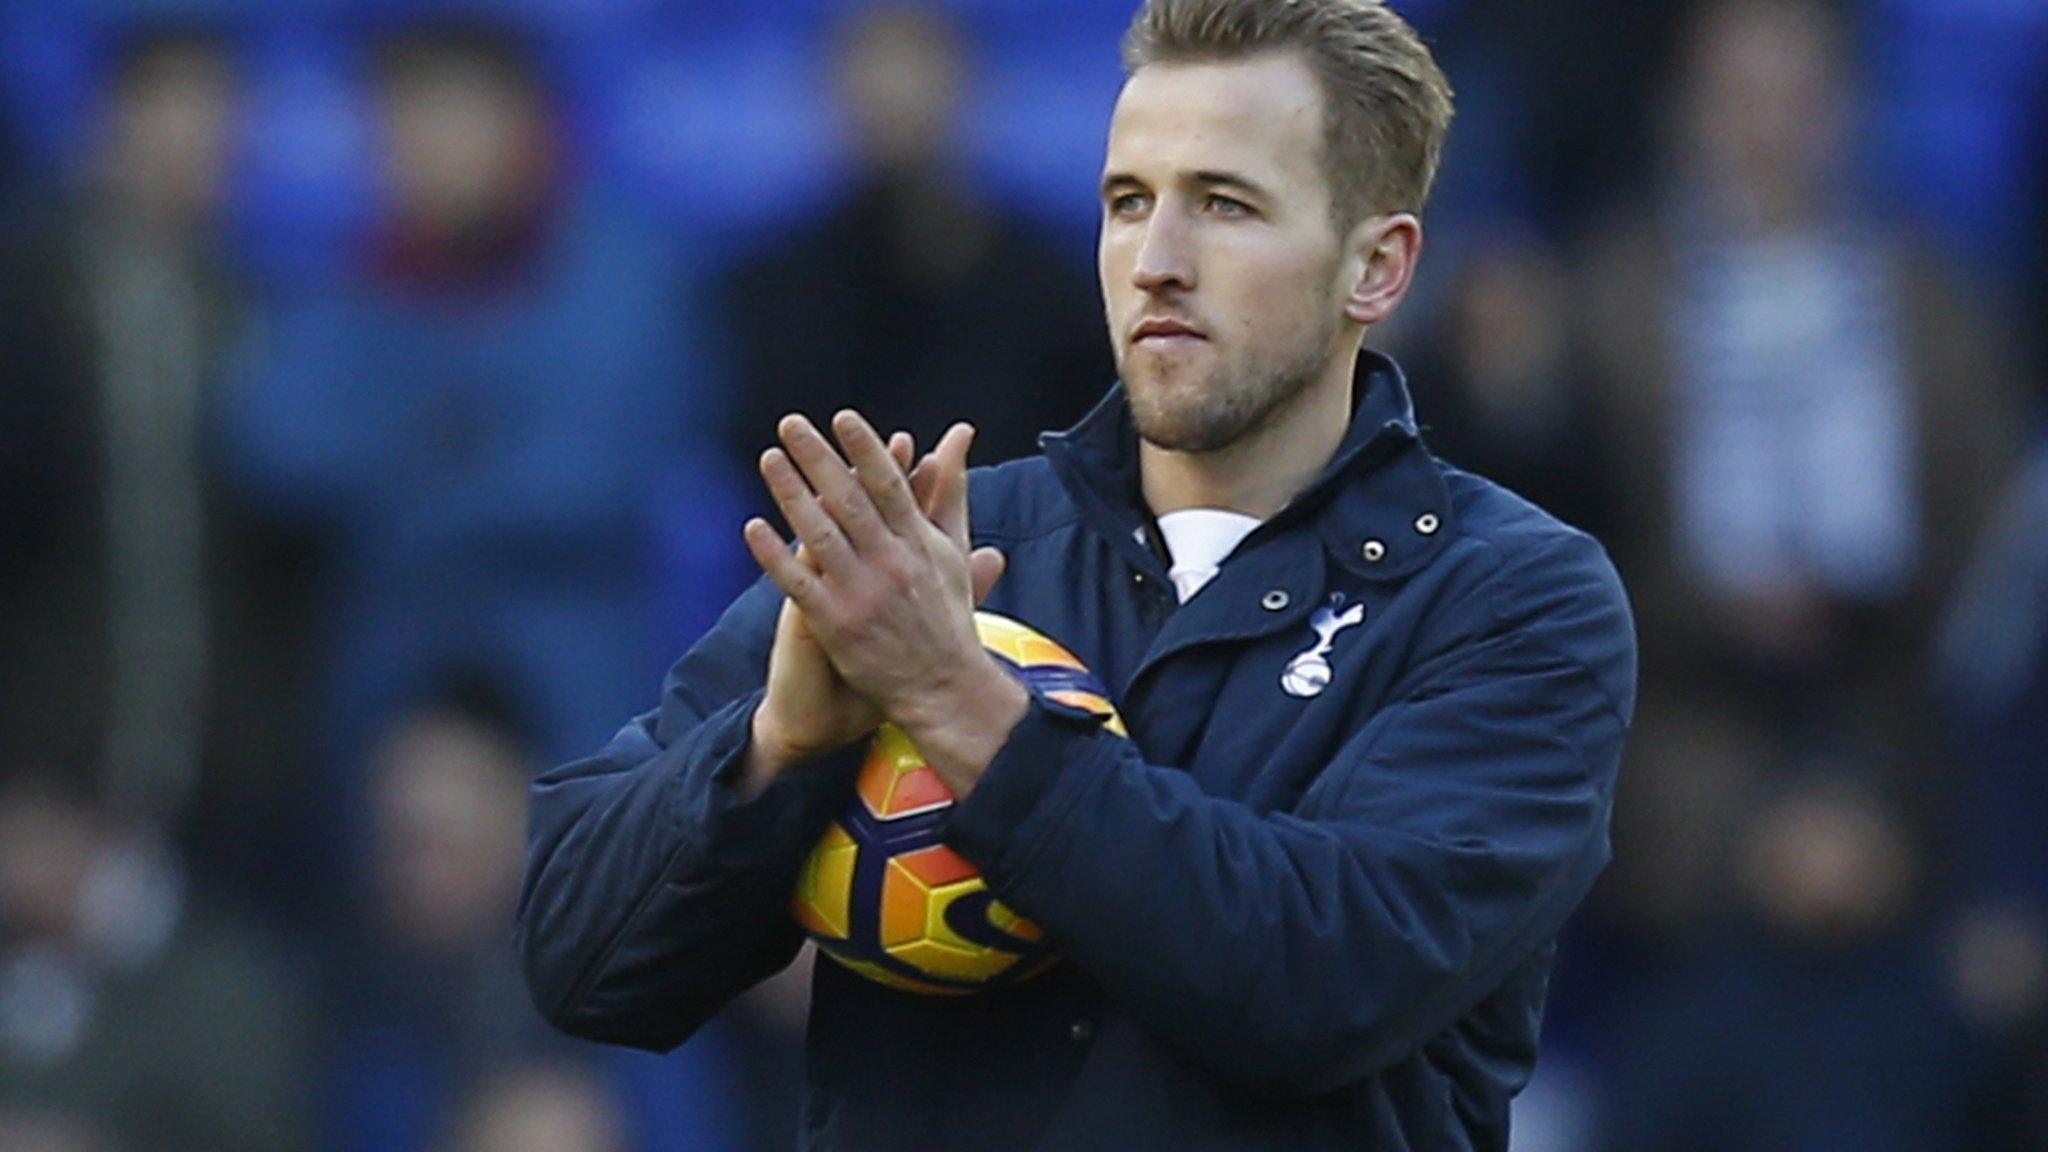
368,712,527,955
1682,1,1845,220
1098,52,1352,454
381,65,540,230
106,49,236,223
838,9,962,172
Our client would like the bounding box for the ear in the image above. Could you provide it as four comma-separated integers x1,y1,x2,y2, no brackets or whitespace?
1339,213,1423,328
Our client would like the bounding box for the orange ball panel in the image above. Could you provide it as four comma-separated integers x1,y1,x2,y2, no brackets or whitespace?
886,766,955,818
895,844,979,889
879,859,933,949
855,726,927,818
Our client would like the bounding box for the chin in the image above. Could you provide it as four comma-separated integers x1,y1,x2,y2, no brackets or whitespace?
1128,360,1244,451
1137,423,1241,455
1127,353,1318,456
1129,392,1255,455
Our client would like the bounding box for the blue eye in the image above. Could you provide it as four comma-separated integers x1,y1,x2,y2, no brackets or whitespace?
1108,192,1151,217
1207,195,1252,217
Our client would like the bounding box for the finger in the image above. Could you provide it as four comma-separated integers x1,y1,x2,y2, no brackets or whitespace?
909,452,941,519
744,517,827,610
779,414,892,553
888,431,915,474
927,423,977,547
833,409,923,536
759,447,855,571
969,546,1007,605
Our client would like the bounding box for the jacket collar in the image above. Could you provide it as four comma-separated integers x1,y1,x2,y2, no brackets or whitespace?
1041,350,1453,584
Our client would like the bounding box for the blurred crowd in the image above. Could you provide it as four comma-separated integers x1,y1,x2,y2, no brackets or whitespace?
0,1,2043,1150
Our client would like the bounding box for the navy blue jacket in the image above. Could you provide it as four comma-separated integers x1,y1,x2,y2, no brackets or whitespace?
518,354,1637,1150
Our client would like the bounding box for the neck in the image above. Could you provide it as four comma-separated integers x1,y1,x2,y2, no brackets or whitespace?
1139,352,1358,520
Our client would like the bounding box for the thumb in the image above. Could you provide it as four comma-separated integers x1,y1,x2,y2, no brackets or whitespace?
969,547,1007,605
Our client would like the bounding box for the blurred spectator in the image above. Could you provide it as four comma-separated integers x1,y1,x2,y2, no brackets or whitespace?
714,950,818,1152
1533,683,1778,1149
1581,0,2030,735
325,681,749,1152
1397,231,1616,538
1932,441,2048,1148
0,768,309,1152
438,1062,627,1152
0,24,306,846
324,680,572,1152
1936,444,2048,940
1556,685,1773,1001
217,23,715,867
1605,774,1998,1152
716,4,1112,472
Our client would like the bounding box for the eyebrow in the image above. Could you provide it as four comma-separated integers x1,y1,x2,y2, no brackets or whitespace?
1100,171,1144,196
1099,170,1272,201
1189,170,1271,200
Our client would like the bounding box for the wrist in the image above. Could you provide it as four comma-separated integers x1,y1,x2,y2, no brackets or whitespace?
741,707,806,800
894,657,1031,799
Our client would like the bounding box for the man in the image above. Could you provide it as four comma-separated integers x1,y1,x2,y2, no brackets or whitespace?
0,767,310,1152
717,4,1112,471
1580,0,2022,739
220,23,710,869
519,1,1635,1148
0,24,285,833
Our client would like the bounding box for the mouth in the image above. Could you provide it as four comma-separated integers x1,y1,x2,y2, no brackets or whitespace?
1130,317,1208,346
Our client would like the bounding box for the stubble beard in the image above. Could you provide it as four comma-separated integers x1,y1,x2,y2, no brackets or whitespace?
1123,315,1338,455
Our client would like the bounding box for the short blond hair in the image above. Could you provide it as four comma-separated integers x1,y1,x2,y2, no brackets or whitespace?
1122,0,1454,226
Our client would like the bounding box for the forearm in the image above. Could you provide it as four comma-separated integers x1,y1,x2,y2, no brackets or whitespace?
944,648,1625,1097
517,578,865,1047
520,695,866,1045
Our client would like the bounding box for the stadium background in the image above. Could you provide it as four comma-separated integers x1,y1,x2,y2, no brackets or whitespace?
0,0,2044,1149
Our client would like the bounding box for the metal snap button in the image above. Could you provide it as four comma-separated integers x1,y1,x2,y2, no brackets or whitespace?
1068,1020,1095,1044
1361,539,1388,563
1261,590,1291,611
1414,513,1441,536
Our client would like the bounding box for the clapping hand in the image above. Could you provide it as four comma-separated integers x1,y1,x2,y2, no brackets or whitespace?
740,416,1013,798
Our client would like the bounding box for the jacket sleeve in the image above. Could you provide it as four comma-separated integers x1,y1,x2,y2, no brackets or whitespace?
516,576,865,1051
943,531,1636,1098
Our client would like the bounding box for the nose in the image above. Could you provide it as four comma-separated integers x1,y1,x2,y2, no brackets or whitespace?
1131,203,1194,293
